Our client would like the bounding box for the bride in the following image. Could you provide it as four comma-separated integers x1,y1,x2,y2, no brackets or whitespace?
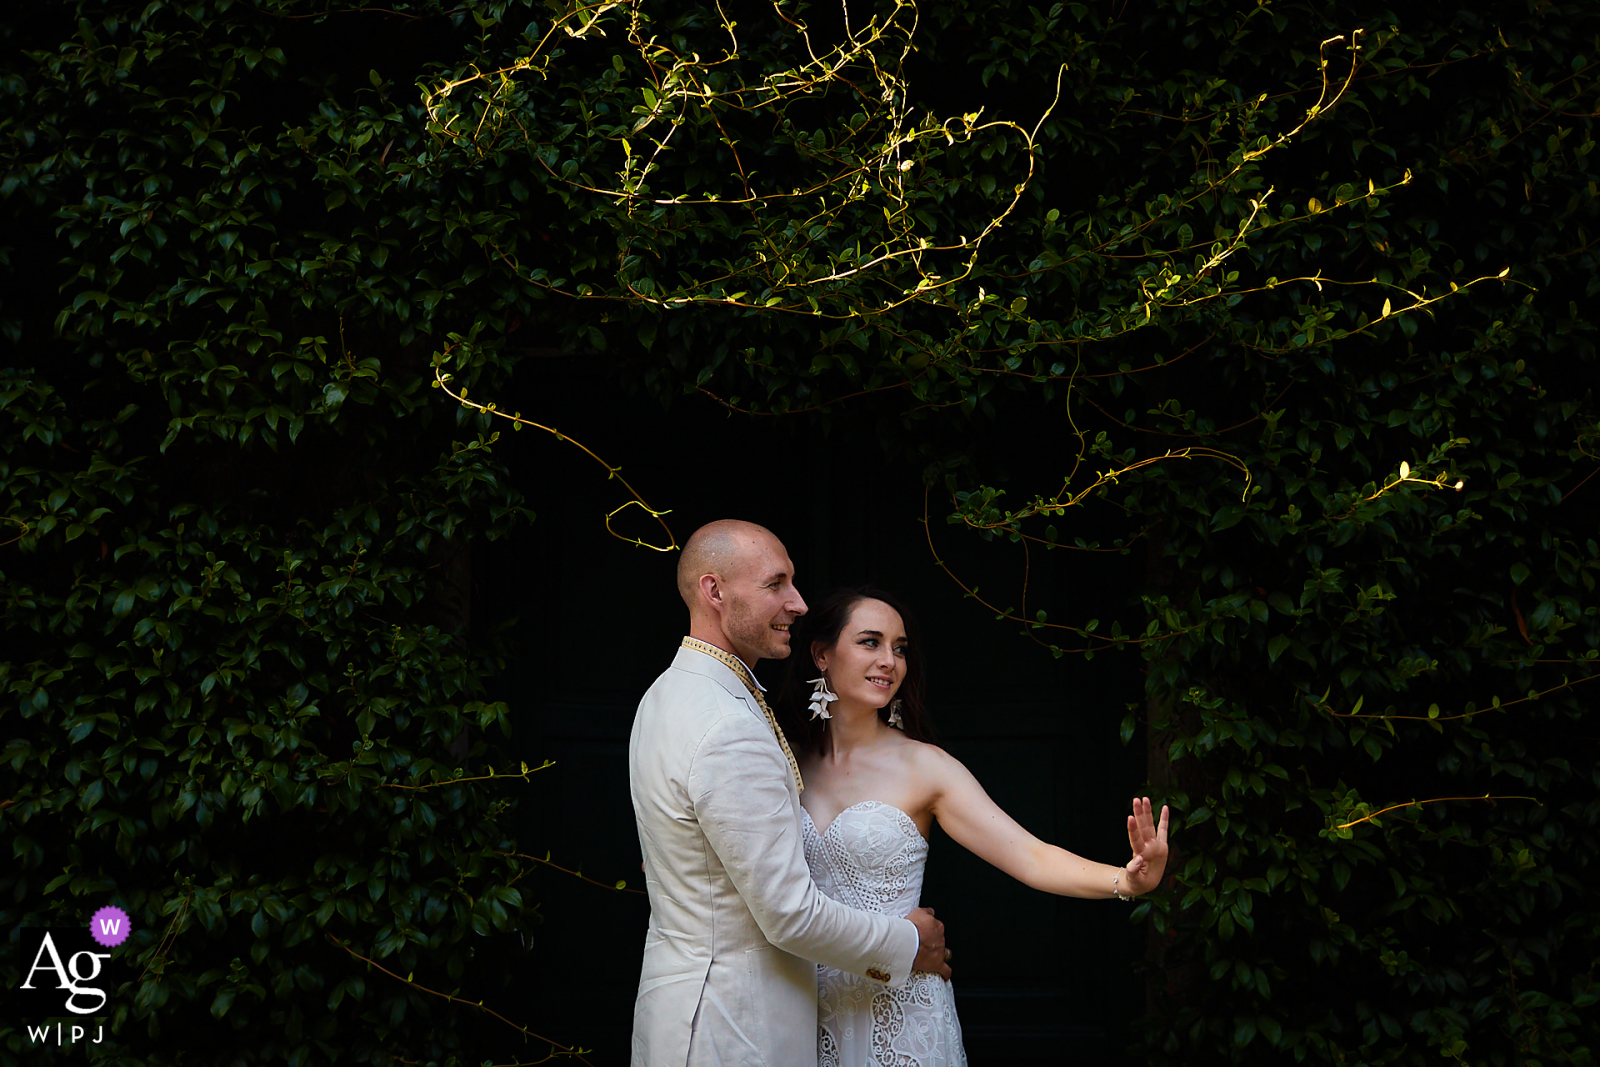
774,586,1170,1067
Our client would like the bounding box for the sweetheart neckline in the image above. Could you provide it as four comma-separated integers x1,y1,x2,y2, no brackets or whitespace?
801,799,927,842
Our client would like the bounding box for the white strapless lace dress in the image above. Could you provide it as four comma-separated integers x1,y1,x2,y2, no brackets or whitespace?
801,801,967,1067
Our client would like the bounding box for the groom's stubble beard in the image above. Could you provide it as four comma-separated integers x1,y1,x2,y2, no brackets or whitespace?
723,593,793,664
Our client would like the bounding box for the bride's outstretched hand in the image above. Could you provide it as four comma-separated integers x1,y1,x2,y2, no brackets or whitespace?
1122,797,1170,896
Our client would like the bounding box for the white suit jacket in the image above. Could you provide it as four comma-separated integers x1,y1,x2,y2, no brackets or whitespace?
629,646,919,1067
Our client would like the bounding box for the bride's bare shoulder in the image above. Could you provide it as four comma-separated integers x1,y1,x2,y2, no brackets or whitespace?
897,737,971,784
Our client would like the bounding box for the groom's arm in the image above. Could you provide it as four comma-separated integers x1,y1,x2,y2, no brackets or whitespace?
689,709,922,987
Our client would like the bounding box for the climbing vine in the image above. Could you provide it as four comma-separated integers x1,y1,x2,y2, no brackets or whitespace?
4,1,1597,1065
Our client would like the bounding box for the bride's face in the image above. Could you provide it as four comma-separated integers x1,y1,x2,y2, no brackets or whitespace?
814,598,907,713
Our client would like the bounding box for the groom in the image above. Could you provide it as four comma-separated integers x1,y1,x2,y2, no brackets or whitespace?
629,519,950,1066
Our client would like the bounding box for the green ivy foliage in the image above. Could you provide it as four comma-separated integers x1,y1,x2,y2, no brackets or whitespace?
416,1,1600,1063
3,3,543,1063
5,0,1599,1065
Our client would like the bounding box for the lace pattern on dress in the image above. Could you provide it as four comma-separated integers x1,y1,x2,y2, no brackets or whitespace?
803,801,967,1067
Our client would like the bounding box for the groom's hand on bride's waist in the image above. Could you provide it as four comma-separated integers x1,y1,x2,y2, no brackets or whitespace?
909,906,953,979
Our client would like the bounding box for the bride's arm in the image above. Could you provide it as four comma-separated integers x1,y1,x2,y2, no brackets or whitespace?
920,746,1170,898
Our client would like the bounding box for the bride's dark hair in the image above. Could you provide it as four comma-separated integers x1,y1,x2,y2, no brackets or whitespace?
775,585,936,754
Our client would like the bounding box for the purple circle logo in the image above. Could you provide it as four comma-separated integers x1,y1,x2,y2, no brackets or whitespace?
90,905,131,948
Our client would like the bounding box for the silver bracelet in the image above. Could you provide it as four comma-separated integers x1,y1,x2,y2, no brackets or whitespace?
1112,874,1133,902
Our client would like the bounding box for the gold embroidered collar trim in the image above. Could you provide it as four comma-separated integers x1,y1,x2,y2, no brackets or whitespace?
680,636,804,794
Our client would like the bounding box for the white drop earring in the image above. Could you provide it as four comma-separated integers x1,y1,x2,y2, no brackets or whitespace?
807,675,838,720
887,699,904,729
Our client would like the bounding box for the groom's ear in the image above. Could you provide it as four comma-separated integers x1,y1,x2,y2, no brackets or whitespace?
698,572,724,613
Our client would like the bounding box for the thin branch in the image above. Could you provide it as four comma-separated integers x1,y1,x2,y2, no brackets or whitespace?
383,760,555,790
433,362,677,552
1336,794,1541,830
921,484,1201,653
1321,465,1468,520
500,851,647,895
693,377,916,417
329,936,597,1065
1558,465,1599,505
0,517,28,549
1314,672,1600,723
136,894,190,985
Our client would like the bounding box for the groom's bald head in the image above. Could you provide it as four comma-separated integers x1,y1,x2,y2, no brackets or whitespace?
677,519,777,607
678,519,807,666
